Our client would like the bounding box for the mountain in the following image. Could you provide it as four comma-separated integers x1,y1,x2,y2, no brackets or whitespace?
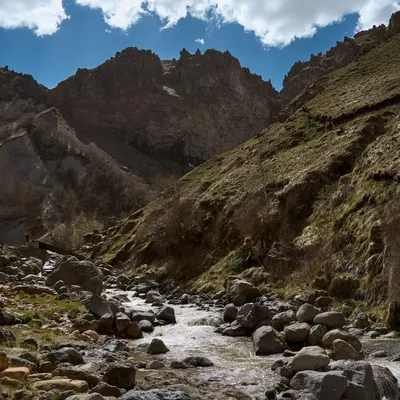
48,48,280,168
87,12,400,308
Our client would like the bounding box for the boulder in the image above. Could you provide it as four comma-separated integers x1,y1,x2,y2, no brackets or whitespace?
103,339,129,353
284,323,311,342
33,379,89,393
72,319,96,334
13,285,56,296
130,310,156,324
372,365,400,400
47,258,103,295
146,360,165,369
8,356,37,372
252,326,285,355
138,320,154,333
222,323,249,337
307,324,328,346
103,364,136,390
87,295,114,318
229,279,261,302
91,381,122,397
290,371,348,400
0,367,30,381
314,312,346,329
222,304,238,323
65,395,106,400
125,322,143,339
329,360,379,400
321,330,362,352
148,339,169,354
332,339,362,361
47,347,84,365
291,346,330,372
236,303,270,329
297,304,320,323
145,290,164,304
271,310,296,331
99,313,115,331
156,306,176,324
115,312,131,333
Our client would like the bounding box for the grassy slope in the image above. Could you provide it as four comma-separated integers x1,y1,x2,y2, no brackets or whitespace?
91,33,400,304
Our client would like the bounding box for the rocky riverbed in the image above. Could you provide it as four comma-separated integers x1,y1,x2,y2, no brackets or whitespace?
1,245,400,399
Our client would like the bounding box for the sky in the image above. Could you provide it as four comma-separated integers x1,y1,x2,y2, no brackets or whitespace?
0,1,399,91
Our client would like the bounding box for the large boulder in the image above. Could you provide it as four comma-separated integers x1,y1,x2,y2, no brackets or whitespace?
228,279,261,303
47,258,103,295
236,303,271,329
252,326,285,355
290,346,330,372
103,364,136,390
314,312,346,329
148,339,169,354
372,365,400,400
115,312,131,333
145,290,164,304
47,347,84,366
321,330,362,352
284,322,311,342
87,295,116,318
297,304,320,323
332,339,362,361
130,310,156,324
328,360,379,400
290,371,348,400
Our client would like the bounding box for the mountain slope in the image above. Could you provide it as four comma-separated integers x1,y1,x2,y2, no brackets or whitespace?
88,20,400,308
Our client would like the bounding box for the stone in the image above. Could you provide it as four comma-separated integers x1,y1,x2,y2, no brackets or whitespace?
47,258,103,295
0,309,21,325
170,360,189,369
252,326,285,355
284,323,311,342
34,378,89,392
39,361,55,373
328,276,359,299
138,320,153,332
120,389,192,400
156,306,176,324
307,324,328,346
99,313,115,330
229,279,261,302
53,367,100,388
47,347,84,365
290,371,348,400
355,313,370,329
145,290,164,304
116,312,131,333
296,304,320,323
130,311,156,324
271,310,296,331
236,303,270,329
314,312,346,329
72,319,96,333
91,381,122,397
125,322,143,339
8,356,37,372
103,339,129,353
88,295,113,318
0,351,8,371
314,296,333,308
148,338,169,354
372,365,400,400
0,367,30,381
290,346,330,372
321,330,362,352
221,323,249,336
146,360,165,369
222,304,238,323
333,339,362,361
103,364,136,390
182,356,214,367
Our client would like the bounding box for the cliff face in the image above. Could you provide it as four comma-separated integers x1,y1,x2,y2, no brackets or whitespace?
280,12,400,109
49,48,280,166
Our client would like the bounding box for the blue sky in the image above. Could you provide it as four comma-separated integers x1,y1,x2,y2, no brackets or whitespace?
0,1,398,90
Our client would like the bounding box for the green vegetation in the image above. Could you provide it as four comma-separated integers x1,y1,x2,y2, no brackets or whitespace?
93,32,400,308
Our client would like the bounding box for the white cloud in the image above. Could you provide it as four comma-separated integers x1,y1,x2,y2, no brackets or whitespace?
105,28,111,33
0,0,68,36
195,38,205,45
1,0,399,45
